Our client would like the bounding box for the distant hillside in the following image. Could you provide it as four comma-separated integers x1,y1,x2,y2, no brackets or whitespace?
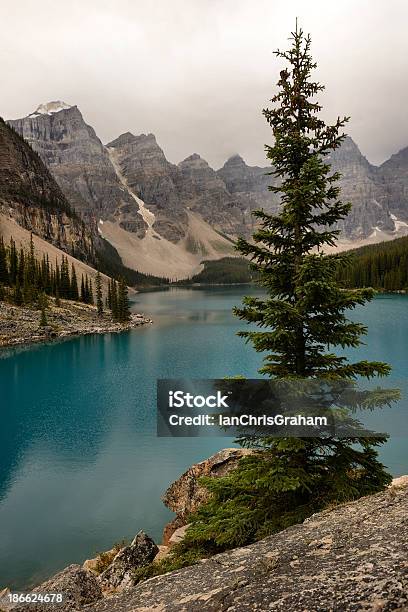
180,237,408,290
97,238,169,288
338,235,408,291
178,257,254,285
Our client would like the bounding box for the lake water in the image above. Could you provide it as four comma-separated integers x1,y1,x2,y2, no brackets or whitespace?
0,288,407,589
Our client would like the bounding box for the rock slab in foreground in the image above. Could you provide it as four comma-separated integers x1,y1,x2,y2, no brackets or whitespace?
12,565,102,612
84,481,408,611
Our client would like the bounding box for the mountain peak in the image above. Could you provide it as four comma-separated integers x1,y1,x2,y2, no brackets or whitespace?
179,153,210,167
184,153,201,161
107,132,158,149
224,154,246,167
29,101,73,118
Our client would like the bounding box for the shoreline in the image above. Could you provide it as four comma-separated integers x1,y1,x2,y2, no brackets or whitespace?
0,299,152,351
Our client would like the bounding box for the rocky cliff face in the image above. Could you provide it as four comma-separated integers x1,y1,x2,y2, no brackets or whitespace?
219,141,400,242
328,136,395,239
178,154,249,237
8,104,146,238
9,103,408,249
0,118,94,261
379,146,408,223
107,132,186,242
217,154,279,212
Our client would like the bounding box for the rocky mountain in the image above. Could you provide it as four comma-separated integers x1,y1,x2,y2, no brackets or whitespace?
106,135,249,241
106,132,186,242
8,102,146,238
7,102,408,278
379,145,408,224
0,117,94,261
327,136,395,239
219,141,403,243
177,153,248,237
217,154,279,212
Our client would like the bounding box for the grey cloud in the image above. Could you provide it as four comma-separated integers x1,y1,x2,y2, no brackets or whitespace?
1,0,407,168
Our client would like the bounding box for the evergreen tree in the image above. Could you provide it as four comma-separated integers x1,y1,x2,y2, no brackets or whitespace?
38,292,48,327
80,274,86,303
60,256,70,299
107,280,112,309
9,238,18,285
45,255,52,293
88,278,94,305
110,278,118,319
54,259,61,296
337,235,408,291
96,270,103,316
0,237,8,285
27,234,36,280
70,263,79,301
180,23,394,555
85,276,90,303
0,237,89,308
117,277,131,322
18,247,25,286
235,24,389,381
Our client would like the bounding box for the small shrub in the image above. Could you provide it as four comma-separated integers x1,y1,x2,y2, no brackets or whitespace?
94,539,127,574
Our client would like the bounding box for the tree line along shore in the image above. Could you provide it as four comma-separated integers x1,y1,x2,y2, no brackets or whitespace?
0,234,152,348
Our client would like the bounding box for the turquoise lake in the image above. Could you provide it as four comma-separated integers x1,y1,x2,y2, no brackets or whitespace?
0,287,407,589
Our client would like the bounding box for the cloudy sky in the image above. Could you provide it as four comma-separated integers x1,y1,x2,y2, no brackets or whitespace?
2,0,407,168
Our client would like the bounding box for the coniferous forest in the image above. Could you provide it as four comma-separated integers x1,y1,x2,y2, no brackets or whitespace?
338,236,408,291
0,234,131,321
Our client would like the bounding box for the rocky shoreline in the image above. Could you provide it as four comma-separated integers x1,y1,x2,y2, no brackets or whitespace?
1,450,407,612
0,299,152,350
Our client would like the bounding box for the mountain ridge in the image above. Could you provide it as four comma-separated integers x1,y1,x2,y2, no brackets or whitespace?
7,102,408,278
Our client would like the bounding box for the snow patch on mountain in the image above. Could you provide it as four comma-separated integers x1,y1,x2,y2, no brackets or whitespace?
29,101,73,118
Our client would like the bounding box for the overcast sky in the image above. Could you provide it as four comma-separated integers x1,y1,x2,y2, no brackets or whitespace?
2,0,407,168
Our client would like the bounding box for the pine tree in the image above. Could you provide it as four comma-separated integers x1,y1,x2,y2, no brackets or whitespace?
235,24,390,381
70,263,79,301
88,278,94,305
18,247,25,286
181,23,395,555
59,256,70,299
9,238,18,285
80,274,86,303
107,280,112,309
54,259,61,296
0,237,8,285
117,277,131,322
85,276,90,303
28,234,36,281
96,270,103,316
38,292,48,327
110,278,118,319
0,237,99,308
